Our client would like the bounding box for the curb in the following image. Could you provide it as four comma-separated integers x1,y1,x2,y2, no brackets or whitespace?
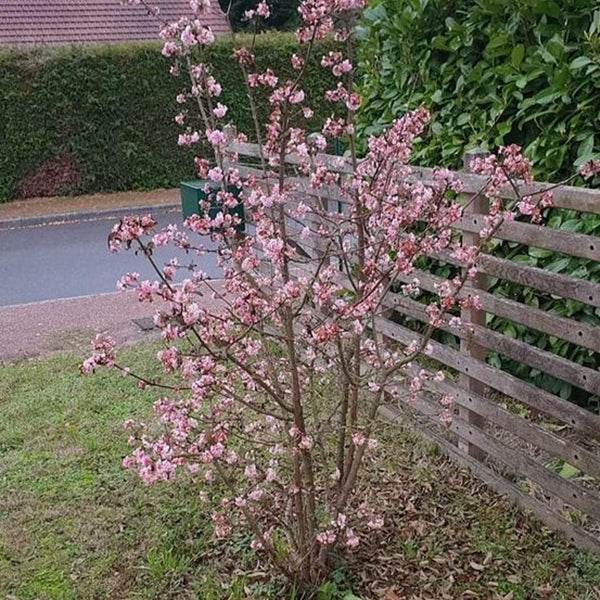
0,203,181,230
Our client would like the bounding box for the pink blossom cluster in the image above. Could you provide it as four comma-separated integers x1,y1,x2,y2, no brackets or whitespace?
469,145,554,232
89,0,575,589
244,0,270,20
581,159,600,179
108,214,156,252
81,333,116,374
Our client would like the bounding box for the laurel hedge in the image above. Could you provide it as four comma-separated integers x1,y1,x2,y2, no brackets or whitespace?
0,33,338,202
357,0,600,179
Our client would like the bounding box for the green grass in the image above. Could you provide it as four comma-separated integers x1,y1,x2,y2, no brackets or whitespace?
1,346,599,599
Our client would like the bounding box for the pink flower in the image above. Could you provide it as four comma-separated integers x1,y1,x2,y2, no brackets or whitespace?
518,197,534,215
197,26,215,45
206,76,222,97
181,25,197,46
581,159,600,179
244,464,258,479
117,271,139,291
157,347,180,373
352,431,366,446
178,131,200,147
352,320,364,335
302,107,314,119
82,332,116,373
189,0,207,13
256,1,271,18
135,280,159,302
161,41,180,57
298,435,313,450
248,488,264,502
345,528,359,549
332,59,353,77
291,53,305,70
207,167,223,182
289,89,305,104
440,395,453,407
213,103,228,118
459,295,482,310
346,92,361,112
182,302,201,325
440,409,453,427
206,129,226,146
316,530,337,545
366,438,378,451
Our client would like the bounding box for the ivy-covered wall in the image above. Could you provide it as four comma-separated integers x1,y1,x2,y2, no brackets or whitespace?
0,33,338,202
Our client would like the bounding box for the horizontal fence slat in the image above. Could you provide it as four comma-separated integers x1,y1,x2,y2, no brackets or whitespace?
427,249,600,310
379,404,600,553
389,292,600,396
231,144,600,214
376,316,600,440
400,362,600,481
231,142,355,174
400,268,600,353
236,165,350,206
461,217,600,262
404,390,600,522
408,166,600,215
475,254,600,309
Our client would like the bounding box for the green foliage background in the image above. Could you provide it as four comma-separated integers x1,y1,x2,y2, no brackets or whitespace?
0,32,336,203
357,0,600,408
357,0,600,178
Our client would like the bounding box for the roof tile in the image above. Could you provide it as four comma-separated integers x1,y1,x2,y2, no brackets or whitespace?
0,0,230,46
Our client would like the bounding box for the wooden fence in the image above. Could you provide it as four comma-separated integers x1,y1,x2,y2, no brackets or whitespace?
227,140,600,554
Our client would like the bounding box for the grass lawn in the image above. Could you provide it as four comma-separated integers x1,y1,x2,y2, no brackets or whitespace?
1,345,599,599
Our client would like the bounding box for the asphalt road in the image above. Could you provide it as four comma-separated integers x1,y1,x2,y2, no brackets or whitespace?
0,206,221,307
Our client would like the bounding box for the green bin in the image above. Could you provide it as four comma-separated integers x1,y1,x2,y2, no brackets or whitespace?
180,180,245,233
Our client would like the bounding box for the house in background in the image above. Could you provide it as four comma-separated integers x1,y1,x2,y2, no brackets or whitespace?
0,0,231,47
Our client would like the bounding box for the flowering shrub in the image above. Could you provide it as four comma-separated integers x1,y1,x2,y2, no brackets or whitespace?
83,0,599,593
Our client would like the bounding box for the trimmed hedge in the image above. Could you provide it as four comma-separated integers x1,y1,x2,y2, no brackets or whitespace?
0,33,338,202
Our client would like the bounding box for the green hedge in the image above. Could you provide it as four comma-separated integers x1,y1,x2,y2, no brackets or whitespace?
0,33,338,202
357,0,600,179
357,1,600,409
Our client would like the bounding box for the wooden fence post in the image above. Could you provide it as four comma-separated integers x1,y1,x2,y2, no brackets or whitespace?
458,148,489,461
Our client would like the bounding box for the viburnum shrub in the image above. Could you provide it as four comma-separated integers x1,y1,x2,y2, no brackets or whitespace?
84,0,600,593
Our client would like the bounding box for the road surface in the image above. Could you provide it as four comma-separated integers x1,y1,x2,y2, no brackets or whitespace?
0,206,221,307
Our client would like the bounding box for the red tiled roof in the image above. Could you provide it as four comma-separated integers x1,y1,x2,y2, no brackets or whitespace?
0,1,231,47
